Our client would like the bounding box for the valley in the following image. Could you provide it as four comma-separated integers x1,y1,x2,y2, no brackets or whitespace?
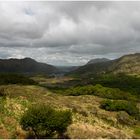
0,53,140,139
1,2,140,139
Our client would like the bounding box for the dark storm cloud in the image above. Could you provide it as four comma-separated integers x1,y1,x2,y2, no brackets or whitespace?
0,1,139,65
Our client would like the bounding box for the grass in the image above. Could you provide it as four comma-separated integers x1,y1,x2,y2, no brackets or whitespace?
0,75,139,138
0,86,136,138
0,85,50,101
134,127,140,137
31,75,74,85
67,122,132,139
0,96,30,138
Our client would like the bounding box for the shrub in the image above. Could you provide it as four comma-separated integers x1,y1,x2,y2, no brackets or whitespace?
91,74,140,95
100,100,139,119
63,84,134,101
93,84,133,100
0,73,37,85
65,85,95,96
20,104,72,138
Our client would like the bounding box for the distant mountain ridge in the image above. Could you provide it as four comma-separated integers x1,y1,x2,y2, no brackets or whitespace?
87,58,110,65
0,53,139,76
0,57,58,75
68,53,140,77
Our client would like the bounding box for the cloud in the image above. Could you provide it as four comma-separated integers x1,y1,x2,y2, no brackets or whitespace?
0,1,139,65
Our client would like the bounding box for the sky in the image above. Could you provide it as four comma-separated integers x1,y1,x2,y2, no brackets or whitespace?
0,1,140,66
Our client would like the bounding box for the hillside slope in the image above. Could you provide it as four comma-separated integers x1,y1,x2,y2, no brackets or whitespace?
0,58,58,75
108,53,140,75
0,84,139,139
87,58,110,65
68,61,113,77
68,53,140,77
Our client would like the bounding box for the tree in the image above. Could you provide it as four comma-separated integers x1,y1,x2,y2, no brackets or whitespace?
20,104,72,138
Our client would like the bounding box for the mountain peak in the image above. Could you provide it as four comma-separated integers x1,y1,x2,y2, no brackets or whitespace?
23,57,34,60
22,57,36,62
0,57,58,74
87,58,110,65
68,53,140,77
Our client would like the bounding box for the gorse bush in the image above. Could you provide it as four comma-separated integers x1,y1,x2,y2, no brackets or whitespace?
93,84,135,100
0,73,37,85
20,104,72,138
100,100,140,119
91,74,140,95
62,84,135,101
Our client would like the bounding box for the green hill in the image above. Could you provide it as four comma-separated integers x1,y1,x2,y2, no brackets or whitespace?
0,58,58,75
68,53,140,77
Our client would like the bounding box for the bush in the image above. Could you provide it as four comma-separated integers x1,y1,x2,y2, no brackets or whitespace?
63,84,135,101
100,100,140,119
20,104,72,138
0,73,37,85
64,85,94,96
93,84,133,100
91,74,140,95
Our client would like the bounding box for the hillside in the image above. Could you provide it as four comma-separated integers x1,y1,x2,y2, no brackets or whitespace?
108,53,140,75
0,58,58,75
68,60,113,77
87,58,110,65
0,81,140,138
0,54,139,139
68,53,140,77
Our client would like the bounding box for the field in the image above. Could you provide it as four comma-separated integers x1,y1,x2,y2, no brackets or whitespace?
0,74,140,139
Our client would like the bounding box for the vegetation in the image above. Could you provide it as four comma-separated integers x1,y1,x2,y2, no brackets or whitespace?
0,73,37,85
134,127,140,137
0,87,7,97
68,53,140,78
45,74,140,101
0,53,139,138
57,84,137,101
90,74,140,95
116,111,136,125
0,83,139,139
20,104,72,138
0,72,140,139
100,100,140,119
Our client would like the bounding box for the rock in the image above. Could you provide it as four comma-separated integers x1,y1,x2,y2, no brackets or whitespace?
117,111,136,125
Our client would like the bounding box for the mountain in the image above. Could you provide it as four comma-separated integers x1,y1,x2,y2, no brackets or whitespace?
68,53,140,77
0,57,58,75
68,60,113,77
108,53,140,75
87,58,110,65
